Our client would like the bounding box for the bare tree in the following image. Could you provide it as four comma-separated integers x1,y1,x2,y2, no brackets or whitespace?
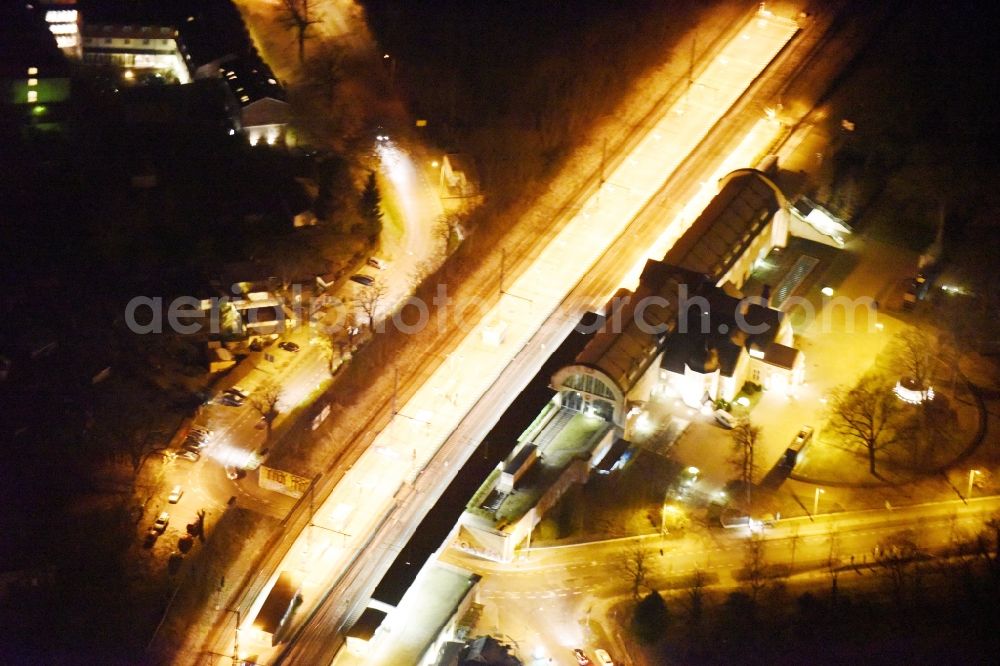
276,0,322,63
874,531,920,606
826,527,842,603
305,39,346,106
887,329,936,393
891,329,958,468
618,541,651,600
195,508,206,543
827,372,900,476
788,523,801,569
249,380,283,440
359,171,384,238
686,568,708,624
315,332,342,378
355,279,388,331
742,535,767,603
975,513,1000,582
729,420,761,507
435,212,464,255
409,257,438,289
88,379,164,481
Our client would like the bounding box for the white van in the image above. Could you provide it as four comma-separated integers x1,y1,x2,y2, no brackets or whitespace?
714,409,738,429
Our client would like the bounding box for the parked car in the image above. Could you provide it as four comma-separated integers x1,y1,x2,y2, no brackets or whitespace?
167,485,184,504
367,257,387,270
226,386,250,400
278,341,300,352
720,509,773,531
152,512,169,534
220,393,244,407
594,649,614,666
572,649,593,666
188,427,212,442
714,408,738,429
350,274,375,286
720,509,752,529
177,450,200,462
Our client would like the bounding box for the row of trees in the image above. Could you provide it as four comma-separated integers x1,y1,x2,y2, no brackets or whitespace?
619,513,1000,659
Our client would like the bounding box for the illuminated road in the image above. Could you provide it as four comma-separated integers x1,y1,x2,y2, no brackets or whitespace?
156,121,441,527
167,1,446,525
203,10,805,666
366,136,444,319
438,495,1000,665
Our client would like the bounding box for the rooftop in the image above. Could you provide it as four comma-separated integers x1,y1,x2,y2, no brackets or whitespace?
79,0,253,68
661,285,785,377
569,169,788,396
368,564,479,665
467,410,610,527
219,54,284,107
81,23,179,40
762,341,799,370
663,168,782,279
574,265,711,394
347,606,387,642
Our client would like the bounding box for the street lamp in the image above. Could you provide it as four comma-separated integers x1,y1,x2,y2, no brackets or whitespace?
967,469,982,499
813,487,825,515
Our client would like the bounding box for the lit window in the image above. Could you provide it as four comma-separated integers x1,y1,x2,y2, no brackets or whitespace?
240,95,250,103
27,90,37,103
45,9,77,23
27,67,38,76
27,78,38,87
